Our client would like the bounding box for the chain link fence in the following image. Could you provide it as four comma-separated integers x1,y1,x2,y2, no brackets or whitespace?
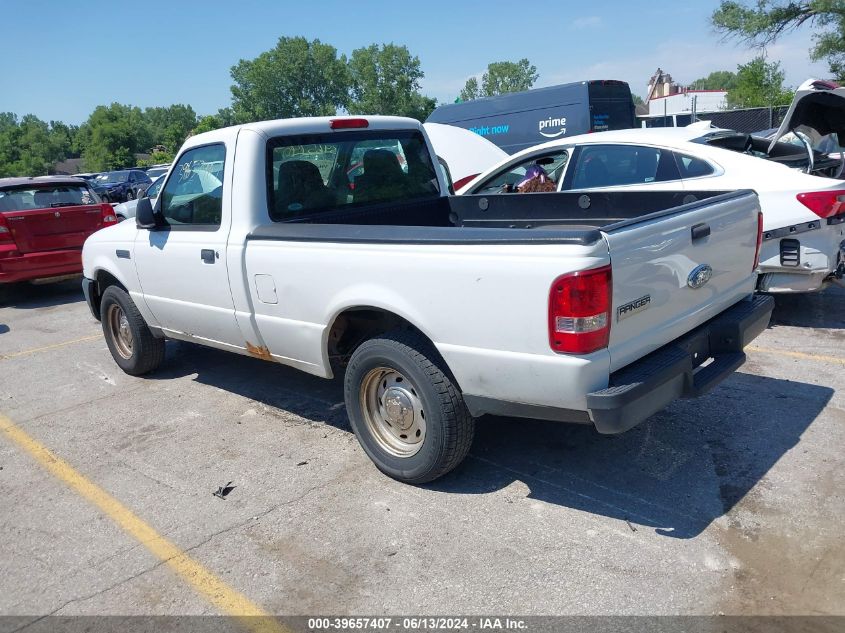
639,105,791,134
694,105,790,133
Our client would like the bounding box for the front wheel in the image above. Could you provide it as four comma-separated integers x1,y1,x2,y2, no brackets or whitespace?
100,285,164,375
344,329,474,484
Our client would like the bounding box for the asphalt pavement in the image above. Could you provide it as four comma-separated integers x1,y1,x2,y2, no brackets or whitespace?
1,280,843,622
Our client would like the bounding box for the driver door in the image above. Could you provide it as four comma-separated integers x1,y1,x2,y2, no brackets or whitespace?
133,143,243,349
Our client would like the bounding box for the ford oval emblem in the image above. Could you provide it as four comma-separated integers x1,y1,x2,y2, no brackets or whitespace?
688,264,713,289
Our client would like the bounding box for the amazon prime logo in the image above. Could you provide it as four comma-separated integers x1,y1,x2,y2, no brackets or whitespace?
539,115,567,138
687,264,713,289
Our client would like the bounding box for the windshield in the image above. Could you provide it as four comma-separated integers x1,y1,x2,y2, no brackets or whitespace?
96,171,129,184
0,184,98,211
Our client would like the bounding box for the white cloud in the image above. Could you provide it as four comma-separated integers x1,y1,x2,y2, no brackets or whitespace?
571,16,602,30
540,31,828,98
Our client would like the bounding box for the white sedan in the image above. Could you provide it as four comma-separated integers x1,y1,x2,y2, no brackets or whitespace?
459,124,845,293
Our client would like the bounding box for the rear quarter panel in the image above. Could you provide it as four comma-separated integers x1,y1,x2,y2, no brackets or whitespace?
243,238,614,409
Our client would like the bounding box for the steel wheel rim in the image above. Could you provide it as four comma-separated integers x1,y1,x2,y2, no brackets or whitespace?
107,304,133,360
360,366,427,457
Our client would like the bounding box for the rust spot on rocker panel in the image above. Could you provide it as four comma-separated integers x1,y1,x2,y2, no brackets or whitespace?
246,342,274,361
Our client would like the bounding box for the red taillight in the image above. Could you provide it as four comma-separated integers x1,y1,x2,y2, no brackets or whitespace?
548,265,612,355
453,174,479,191
0,214,14,242
101,203,117,226
753,211,763,271
796,190,845,218
330,118,369,130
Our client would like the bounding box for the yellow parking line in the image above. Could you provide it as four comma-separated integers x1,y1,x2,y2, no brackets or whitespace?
0,334,101,359
748,346,845,365
0,413,287,632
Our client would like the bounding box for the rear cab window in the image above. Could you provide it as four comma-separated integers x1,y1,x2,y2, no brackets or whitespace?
266,129,440,221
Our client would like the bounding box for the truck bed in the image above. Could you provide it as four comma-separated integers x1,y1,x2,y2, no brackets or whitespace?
271,189,735,233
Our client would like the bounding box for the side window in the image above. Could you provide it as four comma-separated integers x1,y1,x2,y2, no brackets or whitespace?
675,153,715,179
159,144,225,227
471,151,569,194
568,145,680,189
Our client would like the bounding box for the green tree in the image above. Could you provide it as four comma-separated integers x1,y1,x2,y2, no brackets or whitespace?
230,36,349,123
193,115,223,136
0,113,18,177
727,56,794,107
690,70,739,91
348,43,436,120
712,1,845,80
459,77,481,102
81,103,152,171
191,108,237,136
143,104,197,153
48,121,78,161
459,59,539,101
0,113,74,177
137,150,174,167
632,94,644,106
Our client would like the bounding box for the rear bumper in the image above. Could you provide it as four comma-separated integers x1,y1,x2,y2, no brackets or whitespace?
756,217,845,292
586,294,774,434
0,249,82,284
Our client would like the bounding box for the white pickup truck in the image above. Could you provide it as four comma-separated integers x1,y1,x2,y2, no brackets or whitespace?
81,116,773,483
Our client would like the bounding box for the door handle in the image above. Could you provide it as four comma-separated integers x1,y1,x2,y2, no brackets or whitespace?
691,223,711,242
201,249,216,264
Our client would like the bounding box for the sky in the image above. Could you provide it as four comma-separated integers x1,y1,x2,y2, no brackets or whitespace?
0,0,829,125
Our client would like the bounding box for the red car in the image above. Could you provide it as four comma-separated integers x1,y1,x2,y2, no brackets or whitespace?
0,177,117,285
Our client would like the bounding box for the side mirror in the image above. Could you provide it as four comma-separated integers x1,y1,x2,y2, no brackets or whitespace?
135,197,158,229
138,186,148,199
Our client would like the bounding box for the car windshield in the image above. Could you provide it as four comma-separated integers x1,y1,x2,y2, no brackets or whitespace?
146,167,168,179
96,171,129,184
0,184,98,211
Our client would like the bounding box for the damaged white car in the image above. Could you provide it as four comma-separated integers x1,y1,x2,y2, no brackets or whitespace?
460,107,845,293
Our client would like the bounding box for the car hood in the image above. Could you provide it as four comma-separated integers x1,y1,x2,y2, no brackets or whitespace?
769,79,845,152
423,122,508,189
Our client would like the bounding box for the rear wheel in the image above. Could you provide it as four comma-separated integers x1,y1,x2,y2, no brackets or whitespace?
126,189,135,200
344,329,474,484
100,285,164,375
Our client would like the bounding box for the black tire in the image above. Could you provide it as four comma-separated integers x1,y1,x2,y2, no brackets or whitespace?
344,329,474,484
126,188,135,200
99,285,164,375
100,193,109,203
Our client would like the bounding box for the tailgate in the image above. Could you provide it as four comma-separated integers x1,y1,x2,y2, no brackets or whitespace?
3,205,106,254
603,190,761,372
